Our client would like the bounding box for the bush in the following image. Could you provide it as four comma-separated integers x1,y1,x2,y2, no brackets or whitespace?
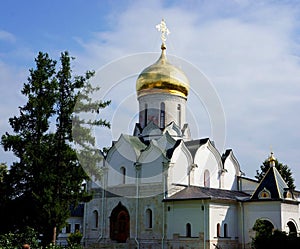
252,228,300,249
0,227,39,249
45,244,82,249
67,230,82,247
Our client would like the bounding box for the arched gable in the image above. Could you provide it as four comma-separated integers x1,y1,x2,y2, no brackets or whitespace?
169,140,193,185
222,149,241,190
138,140,168,163
193,139,223,188
141,121,162,138
138,140,169,183
106,134,146,186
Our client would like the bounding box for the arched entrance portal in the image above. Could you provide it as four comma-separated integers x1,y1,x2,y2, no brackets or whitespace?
110,202,130,243
253,219,274,238
287,221,297,236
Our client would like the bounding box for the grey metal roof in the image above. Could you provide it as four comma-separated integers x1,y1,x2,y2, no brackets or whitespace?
70,204,84,217
164,185,250,202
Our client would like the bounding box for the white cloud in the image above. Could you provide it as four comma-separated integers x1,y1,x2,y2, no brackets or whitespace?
0,30,16,43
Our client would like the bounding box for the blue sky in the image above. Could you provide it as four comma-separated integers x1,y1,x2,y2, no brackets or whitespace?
1,0,300,186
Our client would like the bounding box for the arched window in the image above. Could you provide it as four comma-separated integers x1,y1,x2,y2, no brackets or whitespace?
204,170,210,187
93,210,99,228
186,223,191,237
217,223,221,237
120,167,126,184
145,208,153,228
144,104,148,127
160,102,165,128
224,223,228,237
177,104,181,128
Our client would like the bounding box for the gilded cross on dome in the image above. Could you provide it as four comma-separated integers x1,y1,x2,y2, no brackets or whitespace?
156,19,170,44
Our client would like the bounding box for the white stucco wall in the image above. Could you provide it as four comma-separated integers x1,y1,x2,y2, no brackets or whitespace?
169,143,191,185
139,145,166,184
281,203,299,233
105,134,149,186
239,177,258,194
223,158,238,190
166,201,204,238
243,202,281,244
138,93,187,129
209,203,238,239
106,144,137,186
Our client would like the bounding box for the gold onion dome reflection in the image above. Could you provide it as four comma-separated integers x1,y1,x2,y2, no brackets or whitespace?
136,45,190,99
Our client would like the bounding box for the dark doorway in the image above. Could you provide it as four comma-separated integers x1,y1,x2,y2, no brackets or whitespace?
110,202,130,243
287,221,297,237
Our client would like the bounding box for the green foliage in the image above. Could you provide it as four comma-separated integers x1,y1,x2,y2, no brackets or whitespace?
255,157,295,189
73,75,111,181
67,230,83,246
0,163,8,182
0,227,39,249
1,51,110,245
45,244,83,249
252,219,273,248
252,220,300,249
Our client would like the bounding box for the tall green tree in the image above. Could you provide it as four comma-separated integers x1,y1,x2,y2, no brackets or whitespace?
255,155,295,190
1,52,110,245
2,52,57,234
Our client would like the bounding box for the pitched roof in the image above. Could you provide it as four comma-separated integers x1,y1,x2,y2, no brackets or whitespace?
70,204,84,217
221,149,232,163
164,185,250,202
251,166,290,200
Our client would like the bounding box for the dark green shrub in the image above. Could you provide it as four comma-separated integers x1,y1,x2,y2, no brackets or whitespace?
0,227,39,249
67,230,82,247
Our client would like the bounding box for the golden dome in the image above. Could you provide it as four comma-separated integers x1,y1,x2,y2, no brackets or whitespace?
136,46,189,99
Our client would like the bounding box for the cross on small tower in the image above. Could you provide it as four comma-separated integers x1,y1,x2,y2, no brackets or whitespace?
156,19,170,45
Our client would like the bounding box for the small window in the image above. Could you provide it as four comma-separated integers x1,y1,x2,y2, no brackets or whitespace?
93,210,99,228
145,208,153,228
204,170,210,187
186,223,191,237
75,223,80,232
144,104,148,127
224,223,228,237
160,102,165,128
120,167,126,184
258,187,271,199
217,223,221,237
286,190,293,199
66,223,71,233
177,104,181,128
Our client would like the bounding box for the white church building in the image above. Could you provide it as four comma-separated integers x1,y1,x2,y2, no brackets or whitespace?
63,21,300,249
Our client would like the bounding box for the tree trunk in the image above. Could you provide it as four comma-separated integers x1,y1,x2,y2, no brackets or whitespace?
52,226,57,245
